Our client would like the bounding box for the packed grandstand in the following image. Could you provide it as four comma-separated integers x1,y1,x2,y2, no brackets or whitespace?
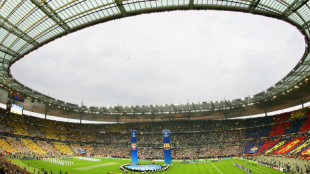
0,106,309,160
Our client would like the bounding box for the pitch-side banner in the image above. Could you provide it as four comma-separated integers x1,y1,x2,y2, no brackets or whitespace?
131,130,138,164
163,130,172,164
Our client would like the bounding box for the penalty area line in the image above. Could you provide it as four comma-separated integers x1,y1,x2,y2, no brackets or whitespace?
212,163,224,174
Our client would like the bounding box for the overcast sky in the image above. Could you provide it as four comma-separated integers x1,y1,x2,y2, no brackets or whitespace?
11,11,304,107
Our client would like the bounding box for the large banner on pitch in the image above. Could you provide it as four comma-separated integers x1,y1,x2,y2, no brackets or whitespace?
163,130,172,164
131,130,138,164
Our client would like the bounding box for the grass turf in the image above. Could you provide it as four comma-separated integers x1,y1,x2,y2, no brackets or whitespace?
10,157,284,174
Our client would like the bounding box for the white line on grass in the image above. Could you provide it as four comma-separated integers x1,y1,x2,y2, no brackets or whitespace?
238,161,268,174
236,161,269,174
252,165,271,174
237,161,266,174
212,163,224,174
232,161,263,174
75,162,118,170
229,162,262,174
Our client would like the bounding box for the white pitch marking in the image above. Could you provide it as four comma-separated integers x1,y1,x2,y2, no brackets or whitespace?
212,163,224,174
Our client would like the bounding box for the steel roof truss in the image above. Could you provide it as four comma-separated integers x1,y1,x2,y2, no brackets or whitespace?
30,0,70,32
283,0,308,19
0,15,39,47
114,0,126,17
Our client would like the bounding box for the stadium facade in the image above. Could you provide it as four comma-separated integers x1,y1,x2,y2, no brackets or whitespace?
1,0,310,122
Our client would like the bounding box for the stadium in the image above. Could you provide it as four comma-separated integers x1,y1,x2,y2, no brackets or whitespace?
0,0,310,174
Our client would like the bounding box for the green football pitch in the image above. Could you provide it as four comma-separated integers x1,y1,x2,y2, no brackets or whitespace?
10,157,284,174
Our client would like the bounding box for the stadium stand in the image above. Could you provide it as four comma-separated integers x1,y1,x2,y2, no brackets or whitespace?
7,121,29,136
301,147,310,156
273,112,291,123
0,107,308,162
243,141,264,154
289,138,310,156
36,140,59,155
290,108,308,120
5,137,30,154
269,122,291,137
265,139,287,154
299,116,310,133
285,118,306,134
0,138,17,154
274,136,306,155
52,142,73,155
0,156,30,174
20,139,46,155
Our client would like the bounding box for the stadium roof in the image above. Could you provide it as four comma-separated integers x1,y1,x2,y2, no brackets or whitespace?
1,0,310,122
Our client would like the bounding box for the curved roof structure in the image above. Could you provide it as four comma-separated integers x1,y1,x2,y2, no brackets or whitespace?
1,0,310,122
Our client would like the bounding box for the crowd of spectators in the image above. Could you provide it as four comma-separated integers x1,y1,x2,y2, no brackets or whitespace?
0,107,308,161
93,144,130,158
5,137,30,154
245,155,310,174
36,140,58,155
0,155,30,174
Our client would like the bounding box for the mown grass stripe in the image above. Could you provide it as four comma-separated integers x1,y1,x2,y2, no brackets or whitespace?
8,158,286,174
75,162,118,170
